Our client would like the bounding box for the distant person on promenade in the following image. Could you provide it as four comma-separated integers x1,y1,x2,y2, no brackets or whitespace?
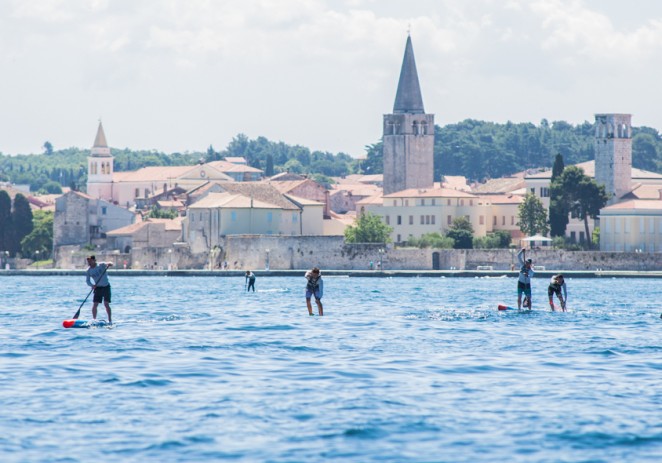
548,274,567,312
517,248,534,310
85,255,113,324
305,267,324,316
245,270,256,292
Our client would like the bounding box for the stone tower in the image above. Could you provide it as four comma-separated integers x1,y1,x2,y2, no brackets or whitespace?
382,35,435,195
594,114,632,204
86,121,114,201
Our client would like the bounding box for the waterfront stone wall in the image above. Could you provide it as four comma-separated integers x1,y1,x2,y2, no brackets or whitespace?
53,236,662,271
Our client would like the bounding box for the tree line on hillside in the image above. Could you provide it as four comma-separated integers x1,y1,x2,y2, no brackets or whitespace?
1,119,661,193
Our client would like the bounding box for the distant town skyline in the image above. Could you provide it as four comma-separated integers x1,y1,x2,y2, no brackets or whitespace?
2,0,662,157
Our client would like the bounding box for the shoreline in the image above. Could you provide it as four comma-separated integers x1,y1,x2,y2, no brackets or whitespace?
4,269,662,278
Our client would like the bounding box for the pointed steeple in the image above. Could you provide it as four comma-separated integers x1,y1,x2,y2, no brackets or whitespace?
90,120,111,157
93,121,108,148
393,35,425,114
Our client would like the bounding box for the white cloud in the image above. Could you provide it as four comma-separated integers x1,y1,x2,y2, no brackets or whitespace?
2,0,662,156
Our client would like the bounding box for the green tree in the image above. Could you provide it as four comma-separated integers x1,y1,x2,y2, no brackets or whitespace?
265,153,274,177
283,159,304,174
43,141,53,156
344,212,392,243
0,190,11,254
549,153,569,237
146,206,178,219
358,142,383,175
39,180,63,194
10,193,33,255
21,210,53,259
205,144,220,162
473,230,512,249
518,193,549,237
556,166,608,249
446,216,474,249
408,232,454,249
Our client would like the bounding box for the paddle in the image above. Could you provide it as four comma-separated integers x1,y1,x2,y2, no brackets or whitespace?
72,264,109,319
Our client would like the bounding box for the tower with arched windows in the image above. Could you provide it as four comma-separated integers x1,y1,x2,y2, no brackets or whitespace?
382,35,435,195
594,114,632,204
86,121,114,201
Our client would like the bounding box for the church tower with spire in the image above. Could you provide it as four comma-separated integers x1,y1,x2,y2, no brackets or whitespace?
86,121,114,201
382,35,434,195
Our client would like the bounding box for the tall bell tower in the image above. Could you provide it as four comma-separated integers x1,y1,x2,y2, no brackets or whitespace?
382,35,435,195
86,121,114,201
594,114,632,204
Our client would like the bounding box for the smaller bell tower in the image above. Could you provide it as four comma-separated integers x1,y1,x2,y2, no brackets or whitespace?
86,121,114,201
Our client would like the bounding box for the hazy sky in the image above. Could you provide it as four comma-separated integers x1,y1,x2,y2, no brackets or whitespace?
2,0,662,157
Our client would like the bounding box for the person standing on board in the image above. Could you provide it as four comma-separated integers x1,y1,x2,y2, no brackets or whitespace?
245,270,256,292
548,274,567,311
85,255,113,324
305,267,324,316
517,248,534,310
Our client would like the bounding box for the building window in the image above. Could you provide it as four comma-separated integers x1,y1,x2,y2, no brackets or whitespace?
502,216,506,226
144,188,150,198
397,215,402,225
493,216,497,226
447,215,452,225
135,188,139,198
530,188,535,195
479,215,484,225
511,216,515,225
431,215,435,225
541,187,550,197
421,199,425,206
426,215,431,225
101,207,107,215
409,215,413,225
420,215,425,225
385,215,390,225
397,234,401,242
447,199,451,206
431,199,436,206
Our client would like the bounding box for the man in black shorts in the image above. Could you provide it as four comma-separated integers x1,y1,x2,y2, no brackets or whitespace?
547,274,567,311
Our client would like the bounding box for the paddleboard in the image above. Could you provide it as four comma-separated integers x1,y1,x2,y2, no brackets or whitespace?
63,319,110,329
497,304,532,312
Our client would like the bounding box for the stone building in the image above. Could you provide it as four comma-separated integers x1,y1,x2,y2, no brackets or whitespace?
53,190,136,246
382,35,434,195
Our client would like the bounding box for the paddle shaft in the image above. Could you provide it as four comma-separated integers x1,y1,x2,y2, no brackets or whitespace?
73,264,109,319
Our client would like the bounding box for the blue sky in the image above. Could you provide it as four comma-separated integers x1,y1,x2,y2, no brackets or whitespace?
2,0,662,157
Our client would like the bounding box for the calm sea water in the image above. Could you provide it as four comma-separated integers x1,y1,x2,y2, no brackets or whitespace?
1,274,660,463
